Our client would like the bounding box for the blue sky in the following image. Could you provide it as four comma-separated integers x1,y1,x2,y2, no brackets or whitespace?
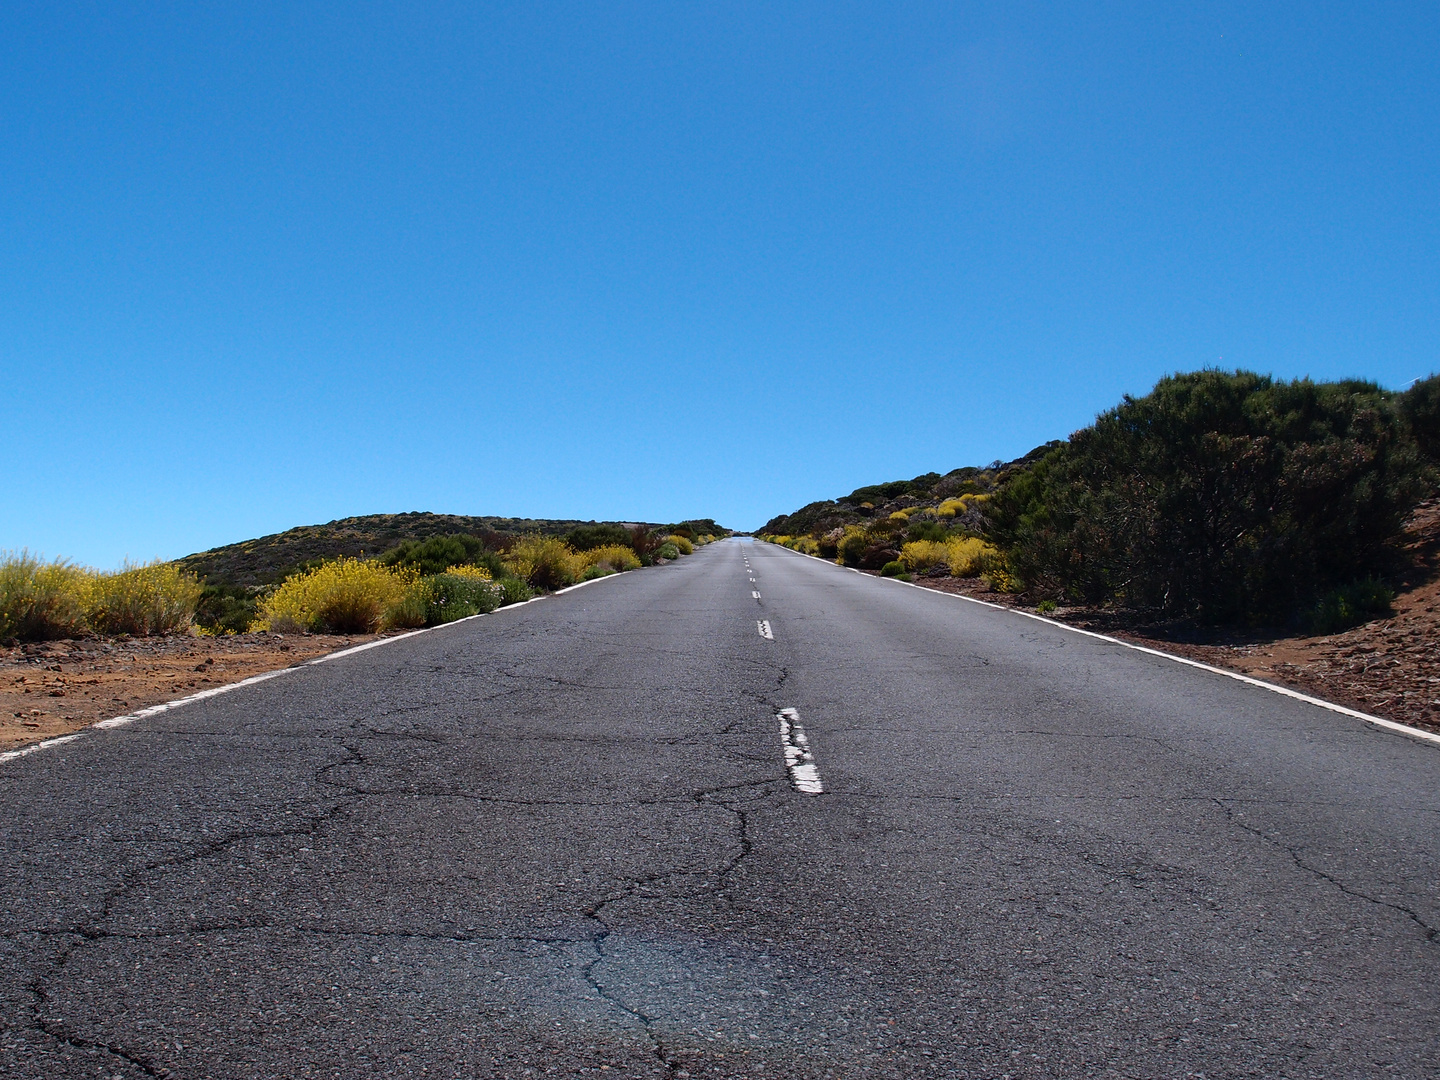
3,3,1436,565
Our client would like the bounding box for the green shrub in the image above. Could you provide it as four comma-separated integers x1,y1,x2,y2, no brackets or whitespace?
423,572,501,624
384,579,431,630
194,583,259,635
379,534,492,577
1036,599,1057,614
496,577,535,605
258,558,412,634
1401,373,1440,465
87,561,204,637
566,524,633,551
880,561,907,578
1305,579,1394,635
581,564,615,581
987,370,1426,621
656,541,681,561
907,520,950,544
0,552,90,642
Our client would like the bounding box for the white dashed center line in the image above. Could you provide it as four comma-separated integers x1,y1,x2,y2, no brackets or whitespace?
757,619,773,640
777,708,823,794
752,591,761,599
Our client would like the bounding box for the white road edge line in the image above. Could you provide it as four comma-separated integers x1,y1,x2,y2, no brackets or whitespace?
0,568,636,765
777,707,823,794
763,543,1440,750
757,619,774,640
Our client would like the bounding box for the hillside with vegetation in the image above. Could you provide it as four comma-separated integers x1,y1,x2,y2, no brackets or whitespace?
179,512,677,587
3,515,728,643
763,369,1440,632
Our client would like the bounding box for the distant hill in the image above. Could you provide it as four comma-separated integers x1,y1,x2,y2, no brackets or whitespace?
179,512,661,586
760,448,1051,537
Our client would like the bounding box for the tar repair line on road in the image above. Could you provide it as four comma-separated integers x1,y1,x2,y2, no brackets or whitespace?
777,707,823,794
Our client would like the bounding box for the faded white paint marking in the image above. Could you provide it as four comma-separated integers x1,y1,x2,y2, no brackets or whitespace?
752,591,762,599
0,733,83,764
777,707,823,794
95,667,294,728
757,620,774,640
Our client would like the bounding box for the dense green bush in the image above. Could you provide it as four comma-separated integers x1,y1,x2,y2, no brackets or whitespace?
1304,579,1394,635
423,572,501,624
987,370,1426,622
655,541,681,560
380,534,496,577
194,583,258,635
1401,373,1440,464
495,577,535,605
565,524,633,551
880,561,908,578
906,520,950,544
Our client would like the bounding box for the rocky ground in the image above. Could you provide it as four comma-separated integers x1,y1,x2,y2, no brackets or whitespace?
911,499,1440,737
0,631,376,750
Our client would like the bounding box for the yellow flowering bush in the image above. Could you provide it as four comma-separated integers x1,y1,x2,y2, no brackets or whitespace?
580,544,642,573
86,560,204,636
257,558,414,634
899,540,949,572
946,537,1000,577
504,536,584,590
0,552,91,641
444,564,492,581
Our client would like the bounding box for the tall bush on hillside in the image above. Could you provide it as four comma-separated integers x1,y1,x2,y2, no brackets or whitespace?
380,534,503,578
0,552,90,642
629,525,663,565
987,370,1425,621
566,524,633,551
87,561,204,636
1401,373,1440,466
504,536,582,590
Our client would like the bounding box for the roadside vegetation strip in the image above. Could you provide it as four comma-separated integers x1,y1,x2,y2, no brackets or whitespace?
764,542,1440,751
0,566,639,766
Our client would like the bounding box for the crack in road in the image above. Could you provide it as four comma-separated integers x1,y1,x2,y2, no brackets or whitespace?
576,775,779,1074
21,743,365,1076
1213,798,1439,944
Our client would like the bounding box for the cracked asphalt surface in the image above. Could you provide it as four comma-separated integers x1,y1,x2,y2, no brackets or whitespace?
3,537,1439,1078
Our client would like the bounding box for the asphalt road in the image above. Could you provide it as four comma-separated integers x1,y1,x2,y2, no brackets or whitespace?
3,538,1438,1079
